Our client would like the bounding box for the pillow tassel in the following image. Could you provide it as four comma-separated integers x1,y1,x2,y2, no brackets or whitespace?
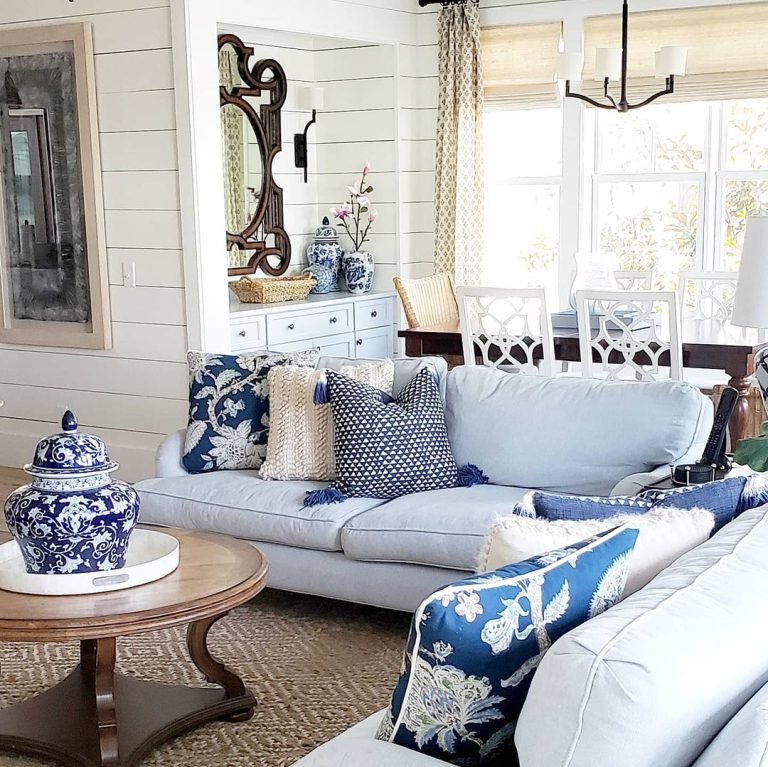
313,372,329,405
457,463,489,488
304,487,347,507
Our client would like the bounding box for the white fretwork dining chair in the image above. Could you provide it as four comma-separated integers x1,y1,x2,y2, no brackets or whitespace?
575,289,683,382
678,271,739,392
614,269,655,291
457,287,556,376
678,271,738,323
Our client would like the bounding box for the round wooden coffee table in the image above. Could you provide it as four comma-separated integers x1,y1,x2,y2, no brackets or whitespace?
0,527,268,767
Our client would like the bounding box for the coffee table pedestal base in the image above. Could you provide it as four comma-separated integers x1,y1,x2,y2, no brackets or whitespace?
0,622,255,767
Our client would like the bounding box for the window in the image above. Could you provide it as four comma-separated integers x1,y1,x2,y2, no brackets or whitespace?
591,98,768,286
484,108,562,296
481,3,768,303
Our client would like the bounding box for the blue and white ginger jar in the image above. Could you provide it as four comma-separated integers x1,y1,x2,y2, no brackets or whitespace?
342,250,374,294
306,217,343,290
4,411,140,575
303,263,335,294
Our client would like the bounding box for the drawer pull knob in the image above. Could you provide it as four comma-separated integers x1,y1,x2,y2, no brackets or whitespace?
288,323,295,331
329,316,338,324
371,310,378,318
356,338,363,346
238,330,247,337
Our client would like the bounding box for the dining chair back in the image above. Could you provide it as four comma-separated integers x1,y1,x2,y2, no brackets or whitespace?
614,270,655,291
393,273,459,329
457,287,556,376
678,271,738,323
575,289,683,382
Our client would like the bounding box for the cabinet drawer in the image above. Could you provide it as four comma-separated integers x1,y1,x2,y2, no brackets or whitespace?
355,326,393,359
230,316,266,351
267,305,353,344
354,297,392,330
269,332,355,358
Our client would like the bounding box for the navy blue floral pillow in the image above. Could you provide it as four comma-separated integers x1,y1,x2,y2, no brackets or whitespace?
183,349,319,474
376,526,639,766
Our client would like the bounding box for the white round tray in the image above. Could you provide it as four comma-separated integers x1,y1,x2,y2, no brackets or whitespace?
0,529,180,596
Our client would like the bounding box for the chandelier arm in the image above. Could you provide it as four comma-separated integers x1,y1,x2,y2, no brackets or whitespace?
564,83,620,110
627,76,675,110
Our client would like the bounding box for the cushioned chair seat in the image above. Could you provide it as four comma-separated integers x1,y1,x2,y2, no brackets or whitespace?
294,711,444,767
341,484,531,571
693,680,768,767
136,473,385,551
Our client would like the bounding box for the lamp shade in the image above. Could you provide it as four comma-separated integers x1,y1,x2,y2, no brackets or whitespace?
732,216,768,329
557,52,584,81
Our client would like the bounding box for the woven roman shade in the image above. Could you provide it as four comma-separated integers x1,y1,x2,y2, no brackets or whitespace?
481,22,562,109
581,3,768,104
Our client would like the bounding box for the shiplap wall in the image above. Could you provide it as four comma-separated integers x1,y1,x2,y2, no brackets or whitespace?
0,0,187,482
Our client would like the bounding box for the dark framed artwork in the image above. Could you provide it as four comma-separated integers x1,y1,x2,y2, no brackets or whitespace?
0,23,110,349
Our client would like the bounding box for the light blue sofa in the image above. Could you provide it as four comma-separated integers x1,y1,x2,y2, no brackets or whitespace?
136,358,713,612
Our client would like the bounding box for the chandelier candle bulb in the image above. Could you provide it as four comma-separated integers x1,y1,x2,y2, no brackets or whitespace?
655,46,687,77
594,48,622,81
557,52,584,82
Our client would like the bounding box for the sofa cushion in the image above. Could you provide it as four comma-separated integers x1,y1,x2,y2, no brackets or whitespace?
136,473,384,551
515,504,768,767
445,366,711,496
341,485,532,570
693,679,768,767
294,711,445,766
376,526,639,766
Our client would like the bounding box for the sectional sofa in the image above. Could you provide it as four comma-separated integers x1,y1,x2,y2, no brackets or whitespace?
295,504,768,767
136,357,713,612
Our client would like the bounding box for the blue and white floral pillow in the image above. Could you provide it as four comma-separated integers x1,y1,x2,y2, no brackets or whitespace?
376,526,639,766
183,349,319,474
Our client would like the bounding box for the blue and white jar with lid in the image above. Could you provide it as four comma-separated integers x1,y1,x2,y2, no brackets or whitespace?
306,217,344,291
4,411,140,575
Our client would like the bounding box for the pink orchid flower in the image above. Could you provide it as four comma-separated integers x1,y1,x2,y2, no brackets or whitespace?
356,196,371,208
368,209,378,223
362,161,371,176
331,204,352,221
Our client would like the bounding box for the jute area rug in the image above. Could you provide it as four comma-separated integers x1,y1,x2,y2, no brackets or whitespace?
0,589,411,767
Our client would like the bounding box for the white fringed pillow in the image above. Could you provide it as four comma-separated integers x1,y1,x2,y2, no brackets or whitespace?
260,359,394,481
479,506,715,596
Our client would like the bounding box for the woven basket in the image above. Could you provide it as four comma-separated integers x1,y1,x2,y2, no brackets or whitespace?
230,275,316,304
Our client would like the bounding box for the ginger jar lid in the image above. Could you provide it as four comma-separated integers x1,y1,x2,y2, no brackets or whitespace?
313,216,339,242
24,410,119,478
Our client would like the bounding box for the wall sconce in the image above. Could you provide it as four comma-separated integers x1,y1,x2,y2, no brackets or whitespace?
294,86,324,183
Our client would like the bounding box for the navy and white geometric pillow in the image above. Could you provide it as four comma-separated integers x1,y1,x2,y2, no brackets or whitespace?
317,367,459,500
183,349,319,474
376,525,639,766
518,492,652,522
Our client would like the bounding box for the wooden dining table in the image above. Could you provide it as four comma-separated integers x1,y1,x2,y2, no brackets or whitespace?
398,319,761,445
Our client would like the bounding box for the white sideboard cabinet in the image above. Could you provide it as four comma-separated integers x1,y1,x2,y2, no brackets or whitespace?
229,290,398,359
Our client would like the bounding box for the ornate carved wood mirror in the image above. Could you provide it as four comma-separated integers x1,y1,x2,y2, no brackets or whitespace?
218,33,291,277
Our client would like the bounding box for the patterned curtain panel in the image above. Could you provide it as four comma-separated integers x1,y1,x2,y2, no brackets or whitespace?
219,48,246,244
433,1,486,286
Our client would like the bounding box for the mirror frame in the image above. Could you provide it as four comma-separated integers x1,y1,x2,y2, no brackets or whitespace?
218,33,291,277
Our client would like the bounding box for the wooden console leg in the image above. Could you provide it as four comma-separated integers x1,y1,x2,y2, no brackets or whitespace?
187,615,255,722
727,373,752,447
81,638,119,767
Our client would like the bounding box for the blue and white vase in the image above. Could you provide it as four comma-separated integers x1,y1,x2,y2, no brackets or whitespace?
303,264,335,294
343,250,374,294
306,217,344,290
4,411,140,575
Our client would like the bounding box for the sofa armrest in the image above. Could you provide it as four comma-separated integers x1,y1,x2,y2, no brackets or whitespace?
155,429,189,478
610,465,672,496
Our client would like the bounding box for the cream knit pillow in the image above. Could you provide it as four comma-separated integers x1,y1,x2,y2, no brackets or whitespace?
260,359,394,481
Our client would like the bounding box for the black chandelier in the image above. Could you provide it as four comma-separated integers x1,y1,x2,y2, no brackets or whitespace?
558,0,687,112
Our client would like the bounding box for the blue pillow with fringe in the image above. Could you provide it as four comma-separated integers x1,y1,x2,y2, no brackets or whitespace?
305,367,487,507
375,525,639,766
522,475,768,533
